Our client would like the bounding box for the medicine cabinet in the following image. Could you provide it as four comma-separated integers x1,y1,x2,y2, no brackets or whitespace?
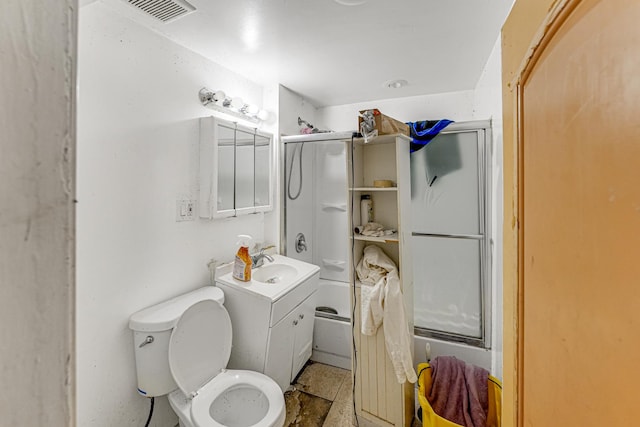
199,117,273,218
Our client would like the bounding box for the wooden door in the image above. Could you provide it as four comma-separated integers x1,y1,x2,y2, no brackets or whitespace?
503,0,640,425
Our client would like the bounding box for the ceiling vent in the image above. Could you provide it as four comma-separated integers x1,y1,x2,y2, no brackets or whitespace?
126,0,196,23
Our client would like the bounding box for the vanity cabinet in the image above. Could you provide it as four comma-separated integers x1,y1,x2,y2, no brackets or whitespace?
346,133,414,427
199,116,273,218
215,266,319,391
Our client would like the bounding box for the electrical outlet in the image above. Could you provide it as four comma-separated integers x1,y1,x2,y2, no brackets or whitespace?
176,199,196,221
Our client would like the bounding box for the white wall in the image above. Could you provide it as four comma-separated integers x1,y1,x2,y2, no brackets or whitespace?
279,86,319,136
77,3,275,426
262,83,281,246
1,1,76,424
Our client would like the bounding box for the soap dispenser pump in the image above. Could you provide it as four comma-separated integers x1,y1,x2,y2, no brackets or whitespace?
233,234,253,282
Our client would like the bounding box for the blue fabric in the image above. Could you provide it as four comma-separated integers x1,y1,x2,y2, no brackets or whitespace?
406,119,454,152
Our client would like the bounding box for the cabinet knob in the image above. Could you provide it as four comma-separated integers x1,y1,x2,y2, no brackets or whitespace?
293,320,299,326
299,314,304,319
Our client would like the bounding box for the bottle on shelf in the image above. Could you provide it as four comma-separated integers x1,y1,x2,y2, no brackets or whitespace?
360,194,373,226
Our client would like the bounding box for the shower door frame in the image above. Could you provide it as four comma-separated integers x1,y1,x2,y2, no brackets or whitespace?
280,132,355,257
412,120,493,349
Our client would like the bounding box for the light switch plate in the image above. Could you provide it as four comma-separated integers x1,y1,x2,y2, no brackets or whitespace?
176,199,196,221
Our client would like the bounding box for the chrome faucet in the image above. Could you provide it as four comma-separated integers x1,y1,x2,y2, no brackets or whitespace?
251,246,275,269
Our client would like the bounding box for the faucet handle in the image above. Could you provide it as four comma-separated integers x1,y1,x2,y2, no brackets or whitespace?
260,244,276,253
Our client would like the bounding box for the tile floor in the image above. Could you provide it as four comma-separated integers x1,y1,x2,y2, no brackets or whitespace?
283,361,422,427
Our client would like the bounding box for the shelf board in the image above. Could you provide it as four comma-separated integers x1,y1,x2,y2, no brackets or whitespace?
352,232,399,243
350,187,398,192
351,133,411,145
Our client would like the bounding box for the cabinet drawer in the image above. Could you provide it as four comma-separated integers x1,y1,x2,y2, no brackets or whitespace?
270,272,319,326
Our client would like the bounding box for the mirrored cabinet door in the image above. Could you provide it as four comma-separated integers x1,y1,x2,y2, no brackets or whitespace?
199,116,274,219
254,132,272,211
216,123,236,215
234,127,256,214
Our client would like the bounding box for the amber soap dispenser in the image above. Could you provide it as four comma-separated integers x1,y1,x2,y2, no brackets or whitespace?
232,234,253,282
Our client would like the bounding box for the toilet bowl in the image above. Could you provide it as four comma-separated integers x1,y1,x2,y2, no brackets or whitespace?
169,370,284,427
129,287,285,427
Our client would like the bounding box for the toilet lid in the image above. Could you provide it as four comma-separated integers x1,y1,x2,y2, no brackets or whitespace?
168,300,232,397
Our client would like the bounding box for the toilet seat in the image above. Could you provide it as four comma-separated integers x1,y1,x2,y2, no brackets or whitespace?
169,300,232,398
190,370,285,427
168,300,284,427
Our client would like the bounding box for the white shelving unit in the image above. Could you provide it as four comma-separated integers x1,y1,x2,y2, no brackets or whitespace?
350,187,399,192
353,232,399,243
346,133,414,427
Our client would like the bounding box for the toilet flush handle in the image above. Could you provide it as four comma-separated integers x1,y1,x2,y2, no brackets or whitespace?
139,335,154,348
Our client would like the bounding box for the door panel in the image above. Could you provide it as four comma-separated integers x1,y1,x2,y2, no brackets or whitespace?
507,0,640,424
264,309,295,391
291,294,316,380
216,124,235,212
412,236,482,337
234,129,255,211
411,131,481,235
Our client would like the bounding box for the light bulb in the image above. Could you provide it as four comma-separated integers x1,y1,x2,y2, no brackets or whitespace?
246,104,259,115
230,97,244,110
257,109,269,121
213,90,226,103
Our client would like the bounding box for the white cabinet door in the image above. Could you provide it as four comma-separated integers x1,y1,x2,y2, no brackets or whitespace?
264,293,317,391
291,293,316,380
264,308,296,391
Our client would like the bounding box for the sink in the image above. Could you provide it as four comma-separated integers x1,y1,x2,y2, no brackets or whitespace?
216,254,320,302
252,263,298,284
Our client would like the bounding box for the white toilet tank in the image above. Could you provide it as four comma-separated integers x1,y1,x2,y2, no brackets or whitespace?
128,286,225,397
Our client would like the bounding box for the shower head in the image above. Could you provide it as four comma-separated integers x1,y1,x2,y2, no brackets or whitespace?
298,116,314,129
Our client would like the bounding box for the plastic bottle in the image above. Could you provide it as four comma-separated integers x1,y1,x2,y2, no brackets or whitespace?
232,234,253,282
360,194,373,226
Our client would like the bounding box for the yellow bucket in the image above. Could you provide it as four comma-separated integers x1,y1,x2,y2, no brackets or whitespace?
416,362,502,427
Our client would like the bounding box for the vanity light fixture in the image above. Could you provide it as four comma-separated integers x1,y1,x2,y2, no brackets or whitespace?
199,87,269,124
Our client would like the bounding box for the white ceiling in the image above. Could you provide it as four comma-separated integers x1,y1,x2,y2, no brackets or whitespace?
98,0,514,107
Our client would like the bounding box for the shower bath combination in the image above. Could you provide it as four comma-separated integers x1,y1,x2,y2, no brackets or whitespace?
282,121,495,382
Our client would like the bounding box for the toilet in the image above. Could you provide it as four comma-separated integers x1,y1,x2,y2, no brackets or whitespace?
129,287,285,427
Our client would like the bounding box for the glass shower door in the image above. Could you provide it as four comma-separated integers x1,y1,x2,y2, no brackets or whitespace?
411,128,490,344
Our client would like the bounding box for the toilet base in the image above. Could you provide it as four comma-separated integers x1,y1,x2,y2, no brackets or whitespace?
168,389,192,427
